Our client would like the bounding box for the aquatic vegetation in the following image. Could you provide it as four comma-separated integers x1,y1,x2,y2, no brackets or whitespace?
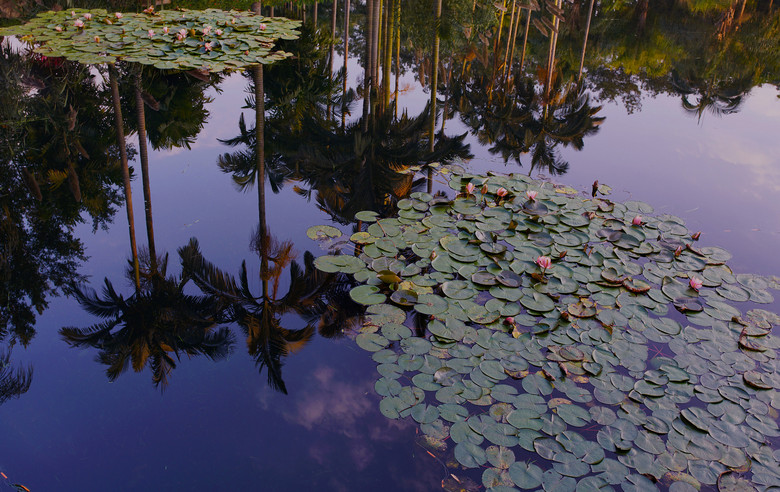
0,8,300,71
310,168,780,491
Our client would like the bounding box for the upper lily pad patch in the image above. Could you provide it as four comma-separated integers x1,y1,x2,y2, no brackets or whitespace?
0,8,300,71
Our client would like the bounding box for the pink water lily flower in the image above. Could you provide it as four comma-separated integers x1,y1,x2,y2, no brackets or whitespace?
83,13,92,20
496,187,508,197
526,190,537,201
202,25,212,35
148,29,155,38
204,42,212,51
632,215,642,226
74,19,84,28
177,28,187,41
71,11,76,17
143,6,155,14
162,26,169,34
55,26,63,32
215,29,223,36
535,255,552,271
259,23,267,30
114,12,123,19
689,277,703,291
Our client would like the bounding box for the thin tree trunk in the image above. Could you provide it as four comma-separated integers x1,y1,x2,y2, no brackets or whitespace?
253,2,266,234
520,8,531,70
429,0,442,154
373,0,382,87
507,2,522,86
314,1,318,25
489,0,507,100
134,67,156,274
578,0,595,81
363,0,374,130
328,0,339,120
342,0,351,131
382,0,393,111
109,65,140,292
545,0,562,98
394,0,400,118
503,0,517,80
428,0,443,194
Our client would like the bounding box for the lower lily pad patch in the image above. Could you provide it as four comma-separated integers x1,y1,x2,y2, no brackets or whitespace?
310,169,780,491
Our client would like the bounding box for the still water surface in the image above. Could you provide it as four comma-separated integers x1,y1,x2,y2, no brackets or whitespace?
1,1,779,490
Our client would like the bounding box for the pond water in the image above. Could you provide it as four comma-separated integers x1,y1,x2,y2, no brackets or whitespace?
1,2,780,491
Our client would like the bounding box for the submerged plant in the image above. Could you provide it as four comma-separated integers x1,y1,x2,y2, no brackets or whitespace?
309,168,780,491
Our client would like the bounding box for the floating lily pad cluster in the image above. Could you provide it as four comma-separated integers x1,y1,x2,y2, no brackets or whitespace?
310,170,780,491
0,8,300,71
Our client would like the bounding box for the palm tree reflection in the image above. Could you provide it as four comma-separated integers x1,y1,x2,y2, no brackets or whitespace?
180,229,333,394
60,252,234,390
0,347,33,406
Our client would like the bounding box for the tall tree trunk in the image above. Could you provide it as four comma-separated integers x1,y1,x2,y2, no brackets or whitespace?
363,0,374,131
489,0,507,101
314,1,318,25
342,0,351,131
372,0,382,87
328,0,339,120
428,0,442,194
520,8,531,70
394,0,401,118
545,0,562,98
507,2,522,86
503,0,517,80
429,0,442,154
382,0,393,111
109,65,140,292
578,0,595,81
252,2,266,235
134,67,156,274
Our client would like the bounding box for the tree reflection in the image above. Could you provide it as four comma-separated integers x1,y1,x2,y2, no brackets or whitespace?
180,231,332,394
60,252,234,390
0,41,124,344
455,66,603,176
0,347,33,406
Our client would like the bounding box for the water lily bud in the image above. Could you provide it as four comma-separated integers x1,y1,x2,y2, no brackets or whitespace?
674,245,683,257
162,26,169,34
115,12,123,19
504,317,515,325
692,231,701,240
83,13,92,20
689,277,703,291
465,182,475,194
496,187,508,197
71,11,76,17
55,26,62,32
481,184,488,195
632,215,642,226
535,255,552,270
93,35,100,42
